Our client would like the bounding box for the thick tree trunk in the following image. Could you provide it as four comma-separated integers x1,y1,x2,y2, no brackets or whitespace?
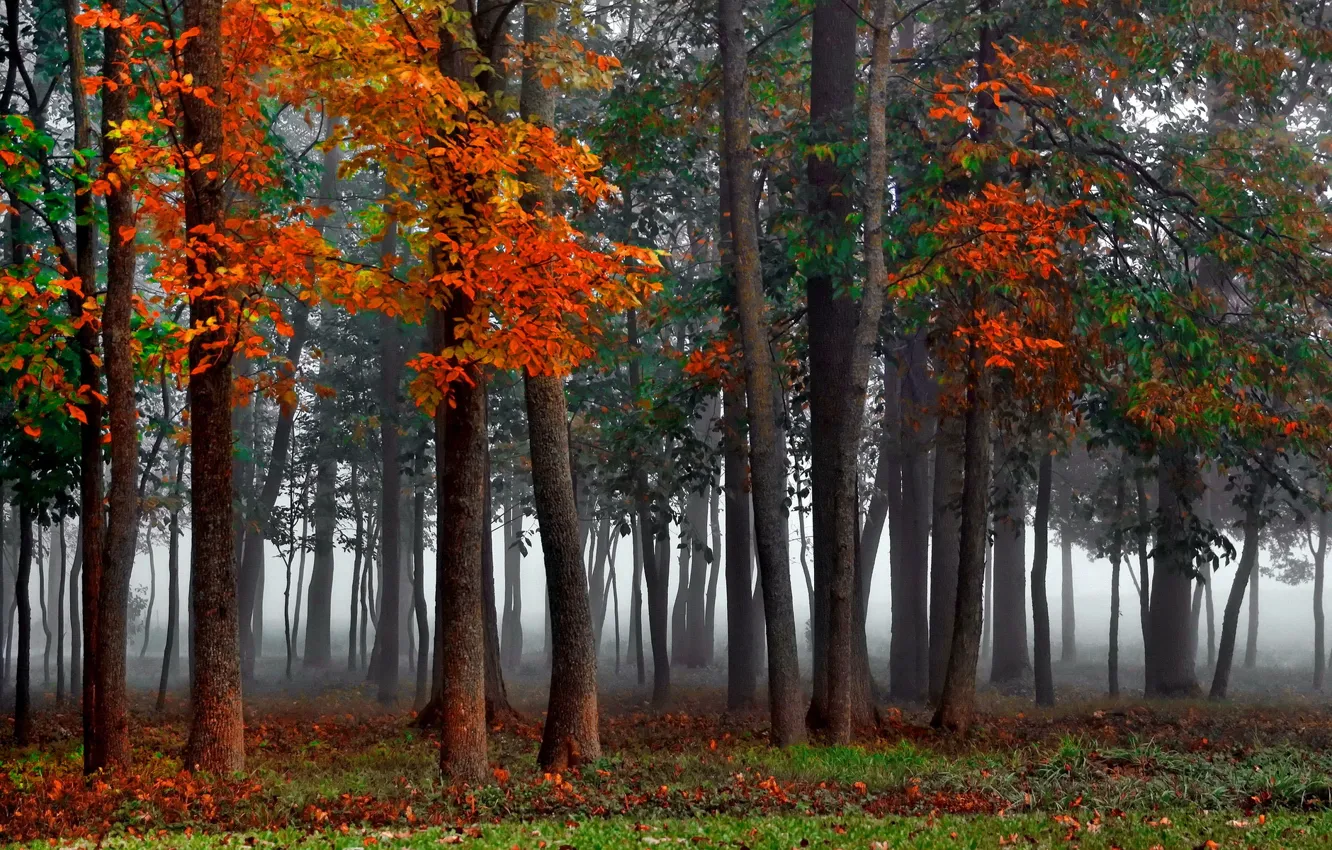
1210,477,1265,700
722,385,755,708
1145,447,1202,697
432,299,490,784
1205,563,1215,669
181,0,245,773
1059,537,1075,664
719,0,804,746
1031,453,1054,706
929,415,964,702
14,509,32,745
990,482,1029,684
1243,561,1258,669
526,370,601,772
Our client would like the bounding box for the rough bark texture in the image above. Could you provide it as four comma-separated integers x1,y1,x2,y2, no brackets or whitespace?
718,0,804,745
1031,453,1054,706
526,370,601,772
1210,477,1265,701
990,481,1029,684
182,0,245,773
929,415,964,702
99,0,140,766
432,299,490,784
805,0,862,744
1145,447,1202,697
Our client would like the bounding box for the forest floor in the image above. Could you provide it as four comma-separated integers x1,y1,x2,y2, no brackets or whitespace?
4,657,1332,848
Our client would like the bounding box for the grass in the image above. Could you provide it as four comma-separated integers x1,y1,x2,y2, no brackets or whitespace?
9,687,1332,847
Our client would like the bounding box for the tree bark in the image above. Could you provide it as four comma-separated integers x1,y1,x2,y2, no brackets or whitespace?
432,296,489,784
1209,476,1265,700
413,458,431,707
718,0,803,745
630,513,645,685
1031,452,1054,706
1134,470,1152,664
158,487,182,711
40,530,51,683
723,384,755,708
929,415,964,702
1108,475,1125,698
526,368,601,771
305,453,337,667
69,524,82,716
349,467,364,672
56,522,67,704
181,0,245,773
990,480,1029,684
1145,447,1202,697
1059,536,1075,664
377,221,403,705
1315,510,1327,691
482,468,515,723
1243,558,1258,669
500,491,523,670
14,508,32,745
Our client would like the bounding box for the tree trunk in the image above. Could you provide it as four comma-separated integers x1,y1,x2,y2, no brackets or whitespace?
723,384,755,708
1243,559,1258,669
14,508,32,745
69,524,82,716
1315,510,1327,691
805,0,863,745
39,530,50,684
97,0,140,774
630,513,645,686
718,0,804,745
526,368,601,771
703,483,722,667
377,231,403,704
1209,477,1265,700
56,522,67,705
1134,470,1152,665
1108,474,1125,697
304,453,337,667
181,0,245,773
990,482,1029,684
1205,561,1215,669
501,491,523,670
1059,537,1075,664
432,296,490,784
1031,453,1054,707
349,469,364,672
1145,447,1202,697
413,459,431,707
483,468,515,723
929,415,964,702
158,500,182,711
140,546,156,658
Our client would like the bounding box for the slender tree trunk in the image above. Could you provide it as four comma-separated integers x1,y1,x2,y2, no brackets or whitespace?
1031,453,1054,706
982,539,993,666
1315,510,1327,691
929,415,964,702
377,222,403,704
723,384,755,707
500,491,523,669
1108,476,1125,698
482,467,515,723
525,365,601,771
140,546,156,658
1134,471,1152,669
1059,537,1075,664
703,483,721,666
1210,477,1265,700
181,0,244,772
292,490,308,665
718,0,804,745
14,509,32,745
157,501,182,711
631,514,645,686
349,469,364,672
413,460,431,707
69,525,82,715
1205,563,1215,669
97,0,140,773
1243,561,1259,669
305,454,337,667
56,522,67,705
39,530,50,684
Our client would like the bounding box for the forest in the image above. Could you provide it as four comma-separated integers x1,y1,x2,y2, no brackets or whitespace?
1,0,1332,845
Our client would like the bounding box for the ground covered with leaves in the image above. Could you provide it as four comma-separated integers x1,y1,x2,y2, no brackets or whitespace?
5,669,1332,847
